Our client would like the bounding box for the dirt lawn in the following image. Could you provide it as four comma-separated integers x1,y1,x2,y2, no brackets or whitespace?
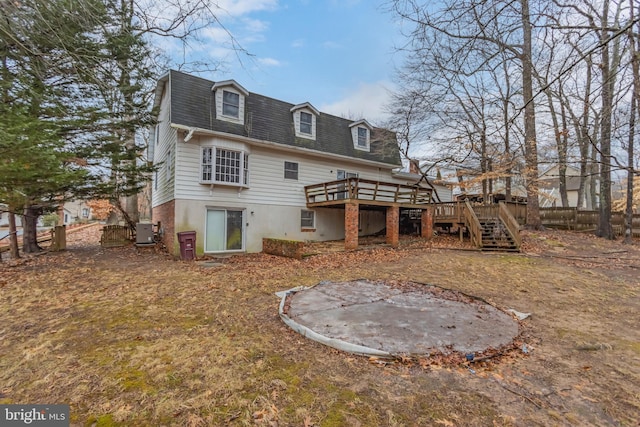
0,224,639,426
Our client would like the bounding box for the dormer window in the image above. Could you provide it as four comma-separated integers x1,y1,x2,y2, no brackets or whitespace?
212,80,249,125
300,112,312,135
349,119,373,151
357,127,367,147
222,90,240,118
291,102,320,140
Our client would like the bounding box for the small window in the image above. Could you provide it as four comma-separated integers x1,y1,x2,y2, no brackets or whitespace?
301,210,315,229
300,112,312,135
165,149,173,182
284,161,299,180
357,127,368,147
81,208,90,218
222,90,240,118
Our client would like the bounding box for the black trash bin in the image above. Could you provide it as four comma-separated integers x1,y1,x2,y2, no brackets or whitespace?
177,231,196,261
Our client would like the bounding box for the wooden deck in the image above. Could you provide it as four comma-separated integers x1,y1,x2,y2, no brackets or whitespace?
305,178,433,208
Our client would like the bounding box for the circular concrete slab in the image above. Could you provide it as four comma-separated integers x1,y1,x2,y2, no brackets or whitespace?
279,280,519,357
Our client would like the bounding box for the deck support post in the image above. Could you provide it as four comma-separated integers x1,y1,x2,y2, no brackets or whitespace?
345,202,359,250
421,206,434,239
386,205,399,247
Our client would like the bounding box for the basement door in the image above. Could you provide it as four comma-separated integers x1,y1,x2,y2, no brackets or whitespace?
205,209,244,252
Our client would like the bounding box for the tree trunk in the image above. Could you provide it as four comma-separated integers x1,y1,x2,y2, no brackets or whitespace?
597,0,615,239
8,209,19,259
625,1,639,244
521,0,542,228
22,205,42,253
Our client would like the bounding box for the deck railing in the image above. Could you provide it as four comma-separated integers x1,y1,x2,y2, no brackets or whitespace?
432,202,465,222
304,178,433,206
499,202,522,248
463,200,483,247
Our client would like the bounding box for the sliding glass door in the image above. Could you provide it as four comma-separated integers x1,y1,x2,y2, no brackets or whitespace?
205,209,244,252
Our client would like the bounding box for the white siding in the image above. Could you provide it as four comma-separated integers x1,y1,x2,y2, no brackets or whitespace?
173,136,399,207
152,82,177,208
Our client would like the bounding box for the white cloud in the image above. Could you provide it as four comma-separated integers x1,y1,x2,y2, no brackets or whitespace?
322,41,342,49
320,81,395,125
257,57,281,66
291,39,305,48
213,0,279,17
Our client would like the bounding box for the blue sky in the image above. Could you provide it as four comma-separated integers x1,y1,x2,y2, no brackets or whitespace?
176,0,404,125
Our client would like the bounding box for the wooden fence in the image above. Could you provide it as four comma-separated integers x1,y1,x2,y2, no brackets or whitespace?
100,225,132,247
540,207,640,236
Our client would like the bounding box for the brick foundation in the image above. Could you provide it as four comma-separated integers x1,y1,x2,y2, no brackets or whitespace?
152,200,176,255
345,202,359,250
421,207,434,239
386,205,399,247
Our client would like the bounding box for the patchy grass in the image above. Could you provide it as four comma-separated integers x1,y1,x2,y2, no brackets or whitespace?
0,225,639,426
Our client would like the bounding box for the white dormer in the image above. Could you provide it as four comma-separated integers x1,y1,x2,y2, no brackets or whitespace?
212,80,249,125
291,102,320,140
349,119,373,151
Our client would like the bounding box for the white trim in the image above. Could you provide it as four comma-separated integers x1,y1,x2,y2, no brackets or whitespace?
290,102,320,116
211,80,249,96
204,207,246,253
292,109,317,140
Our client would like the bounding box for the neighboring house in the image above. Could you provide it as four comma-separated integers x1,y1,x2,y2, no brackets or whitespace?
0,204,8,227
61,200,92,225
151,70,449,256
538,165,597,209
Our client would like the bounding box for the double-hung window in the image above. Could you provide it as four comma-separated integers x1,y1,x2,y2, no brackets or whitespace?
202,147,248,186
357,127,368,147
300,112,312,135
222,90,240,118
284,161,299,180
301,210,315,229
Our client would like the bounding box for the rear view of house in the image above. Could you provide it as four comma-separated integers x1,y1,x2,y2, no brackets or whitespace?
151,70,447,257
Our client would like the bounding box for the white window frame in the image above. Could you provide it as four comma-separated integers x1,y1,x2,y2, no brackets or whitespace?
222,90,240,119
300,112,312,135
201,146,249,187
205,208,245,253
284,161,299,180
350,120,372,151
357,127,368,147
301,210,315,229
164,148,173,182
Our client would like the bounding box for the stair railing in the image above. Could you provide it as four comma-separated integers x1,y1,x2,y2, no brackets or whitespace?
499,201,522,249
463,200,483,248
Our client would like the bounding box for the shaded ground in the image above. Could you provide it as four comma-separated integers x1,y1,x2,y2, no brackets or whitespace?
0,224,639,426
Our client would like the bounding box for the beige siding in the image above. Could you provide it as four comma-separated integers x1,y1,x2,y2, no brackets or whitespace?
173,135,402,207
152,82,177,208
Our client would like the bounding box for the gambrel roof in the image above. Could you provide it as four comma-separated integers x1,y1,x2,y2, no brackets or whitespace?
156,70,401,167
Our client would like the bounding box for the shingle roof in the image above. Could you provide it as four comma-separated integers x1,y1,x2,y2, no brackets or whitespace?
165,70,401,166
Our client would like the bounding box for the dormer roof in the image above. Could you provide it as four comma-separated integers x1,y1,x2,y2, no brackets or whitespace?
211,80,249,96
290,102,320,116
349,119,373,130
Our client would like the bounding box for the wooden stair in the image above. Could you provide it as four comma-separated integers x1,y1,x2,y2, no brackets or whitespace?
479,218,519,252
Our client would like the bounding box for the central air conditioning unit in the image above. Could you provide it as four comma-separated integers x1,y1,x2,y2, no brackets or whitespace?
136,223,154,245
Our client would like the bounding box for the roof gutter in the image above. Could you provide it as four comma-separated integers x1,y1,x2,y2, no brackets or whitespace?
170,124,402,170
